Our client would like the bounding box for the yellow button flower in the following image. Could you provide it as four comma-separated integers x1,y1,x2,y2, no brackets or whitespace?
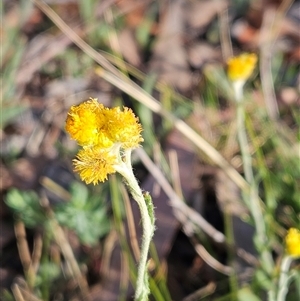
285,228,300,257
73,147,117,184
65,99,113,147
227,53,258,82
106,107,144,149
65,98,144,184
65,98,143,149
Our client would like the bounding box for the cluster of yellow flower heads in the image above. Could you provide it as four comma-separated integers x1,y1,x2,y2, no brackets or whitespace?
285,228,300,257
227,53,258,82
65,98,143,184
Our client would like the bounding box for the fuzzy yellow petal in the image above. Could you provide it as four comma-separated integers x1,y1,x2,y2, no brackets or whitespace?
227,53,258,82
285,228,300,257
107,107,144,149
73,147,117,185
65,99,143,150
65,99,113,148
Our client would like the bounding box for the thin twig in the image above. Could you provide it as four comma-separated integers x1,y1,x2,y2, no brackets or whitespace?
168,150,184,200
121,184,141,261
100,230,118,283
195,244,233,275
29,233,43,285
218,6,233,61
40,193,91,300
11,284,27,301
259,7,279,120
14,221,32,272
135,147,226,244
259,0,294,120
182,282,216,301
12,279,43,301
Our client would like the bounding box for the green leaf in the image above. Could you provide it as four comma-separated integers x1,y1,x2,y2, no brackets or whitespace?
70,181,88,208
5,189,46,227
35,262,61,286
55,181,110,245
0,105,27,129
0,290,15,301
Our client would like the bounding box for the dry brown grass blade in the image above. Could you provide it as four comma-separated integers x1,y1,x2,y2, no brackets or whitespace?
218,7,233,61
259,0,294,120
182,281,216,301
14,221,32,273
121,184,141,261
99,230,118,284
14,221,37,289
11,283,25,301
12,279,43,301
50,221,90,299
168,150,184,200
194,244,233,276
40,193,91,300
30,233,43,285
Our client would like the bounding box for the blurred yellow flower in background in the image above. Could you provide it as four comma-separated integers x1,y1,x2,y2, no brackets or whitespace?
227,53,258,82
285,228,300,257
65,98,143,184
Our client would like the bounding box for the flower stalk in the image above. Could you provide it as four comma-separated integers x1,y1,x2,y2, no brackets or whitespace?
116,155,155,300
227,54,274,274
65,98,155,300
269,228,300,301
275,255,294,301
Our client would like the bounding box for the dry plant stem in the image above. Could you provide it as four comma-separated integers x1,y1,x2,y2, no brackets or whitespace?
14,221,36,289
26,233,43,288
182,282,216,301
33,0,250,195
135,147,226,244
195,244,233,275
101,230,118,282
115,153,155,301
14,222,31,271
31,234,43,273
259,7,279,120
12,284,27,301
218,7,233,61
259,0,294,121
12,286,42,301
49,218,91,300
122,184,141,260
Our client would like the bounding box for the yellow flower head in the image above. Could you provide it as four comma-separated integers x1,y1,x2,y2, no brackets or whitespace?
73,147,117,184
285,228,300,257
106,106,144,149
65,98,144,184
65,98,143,149
65,99,112,147
227,53,258,82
